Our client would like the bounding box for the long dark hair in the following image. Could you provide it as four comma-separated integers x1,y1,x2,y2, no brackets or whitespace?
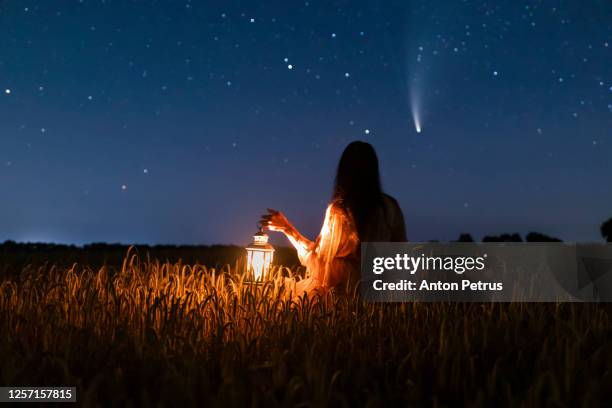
333,141,383,240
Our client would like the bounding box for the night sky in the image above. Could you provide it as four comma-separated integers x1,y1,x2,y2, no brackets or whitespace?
1,1,611,245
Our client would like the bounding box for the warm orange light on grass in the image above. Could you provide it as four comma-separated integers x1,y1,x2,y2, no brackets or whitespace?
246,229,274,280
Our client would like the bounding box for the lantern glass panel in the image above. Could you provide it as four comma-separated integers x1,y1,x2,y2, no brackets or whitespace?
246,232,274,281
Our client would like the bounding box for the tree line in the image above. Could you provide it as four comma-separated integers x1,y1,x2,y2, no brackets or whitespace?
453,217,612,242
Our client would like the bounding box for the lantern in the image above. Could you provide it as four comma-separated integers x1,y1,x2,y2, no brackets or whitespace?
245,229,275,280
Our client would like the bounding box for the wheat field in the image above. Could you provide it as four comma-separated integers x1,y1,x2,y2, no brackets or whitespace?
0,248,610,406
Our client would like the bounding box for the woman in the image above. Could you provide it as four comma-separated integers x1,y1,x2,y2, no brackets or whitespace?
261,141,406,296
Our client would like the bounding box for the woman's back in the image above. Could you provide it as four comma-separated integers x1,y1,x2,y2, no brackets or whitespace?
360,194,407,243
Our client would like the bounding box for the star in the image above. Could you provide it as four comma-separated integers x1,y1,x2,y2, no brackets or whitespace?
4,89,10,94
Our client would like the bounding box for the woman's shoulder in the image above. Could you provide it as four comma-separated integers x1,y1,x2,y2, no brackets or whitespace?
328,199,354,222
382,193,401,210
328,198,348,214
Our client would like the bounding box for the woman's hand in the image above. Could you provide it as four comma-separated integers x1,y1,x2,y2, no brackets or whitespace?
260,208,293,234
262,208,315,256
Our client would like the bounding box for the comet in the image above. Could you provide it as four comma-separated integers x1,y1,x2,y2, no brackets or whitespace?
410,85,422,133
411,104,422,133
406,38,426,134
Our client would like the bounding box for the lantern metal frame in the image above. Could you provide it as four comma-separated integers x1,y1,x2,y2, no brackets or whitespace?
245,228,275,282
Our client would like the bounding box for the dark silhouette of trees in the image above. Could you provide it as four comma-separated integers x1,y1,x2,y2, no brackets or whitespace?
452,232,563,242
456,233,474,242
525,232,562,242
0,241,299,273
482,233,523,242
602,218,612,242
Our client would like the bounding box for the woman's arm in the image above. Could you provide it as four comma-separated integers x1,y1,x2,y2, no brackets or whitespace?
285,224,316,262
261,205,359,286
260,209,315,262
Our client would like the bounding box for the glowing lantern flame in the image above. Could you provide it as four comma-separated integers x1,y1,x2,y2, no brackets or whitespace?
246,230,274,280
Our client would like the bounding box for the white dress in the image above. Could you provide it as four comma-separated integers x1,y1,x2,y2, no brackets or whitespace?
288,194,406,297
